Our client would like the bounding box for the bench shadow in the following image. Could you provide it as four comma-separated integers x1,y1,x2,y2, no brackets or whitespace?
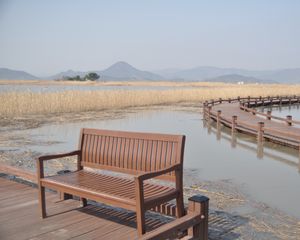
72,202,248,239
209,210,248,240
76,202,170,232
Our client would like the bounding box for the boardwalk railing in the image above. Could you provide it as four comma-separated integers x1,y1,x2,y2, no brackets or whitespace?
204,121,300,172
203,95,300,150
239,96,300,126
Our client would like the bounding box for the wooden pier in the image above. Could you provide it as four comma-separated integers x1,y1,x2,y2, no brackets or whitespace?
203,96,300,149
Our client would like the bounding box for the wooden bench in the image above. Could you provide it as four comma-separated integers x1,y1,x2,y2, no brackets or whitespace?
37,128,186,236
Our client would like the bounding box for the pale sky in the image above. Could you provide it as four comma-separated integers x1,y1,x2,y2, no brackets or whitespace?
0,0,299,76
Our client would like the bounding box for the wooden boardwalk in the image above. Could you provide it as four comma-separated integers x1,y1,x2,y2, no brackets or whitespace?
205,120,300,172
0,177,166,240
204,97,300,149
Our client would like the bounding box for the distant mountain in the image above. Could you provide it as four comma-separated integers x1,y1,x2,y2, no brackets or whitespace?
47,70,86,80
99,61,163,81
153,68,183,78
164,66,237,81
45,62,164,81
259,68,300,84
157,66,300,83
1,63,300,83
0,68,38,80
204,74,265,83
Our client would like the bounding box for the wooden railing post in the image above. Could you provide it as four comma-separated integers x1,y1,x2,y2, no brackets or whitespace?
219,98,222,103
203,101,208,119
207,106,211,120
188,195,209,240
298,146,300,173
286,115,292,126
257,122,264,142
237,96,240,102
257,142,264,159
241,102,245,110
267,110,272,120
280,97,282,105
232,115,237,133
231,132,237,148
217,110,221,126
211,99,214,106
228,98,231,103
248,96,250,101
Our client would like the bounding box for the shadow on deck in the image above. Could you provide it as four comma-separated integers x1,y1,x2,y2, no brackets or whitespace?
0,175,249,239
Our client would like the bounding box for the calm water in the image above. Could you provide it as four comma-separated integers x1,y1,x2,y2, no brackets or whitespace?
259,103,300,120
5,107,300,218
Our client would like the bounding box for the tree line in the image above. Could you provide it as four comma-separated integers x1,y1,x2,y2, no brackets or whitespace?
63,72,100,81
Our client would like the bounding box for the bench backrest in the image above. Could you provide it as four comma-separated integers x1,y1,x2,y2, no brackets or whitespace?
78,128,185,181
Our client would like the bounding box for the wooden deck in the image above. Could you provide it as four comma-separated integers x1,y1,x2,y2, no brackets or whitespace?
0,177,168,240
204,97,300,148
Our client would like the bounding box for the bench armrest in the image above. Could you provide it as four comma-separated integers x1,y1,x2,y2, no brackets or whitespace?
36,150,81,180
37,150,81,162
135,163,182,182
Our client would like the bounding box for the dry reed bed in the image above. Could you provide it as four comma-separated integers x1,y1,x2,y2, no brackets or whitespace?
1,84,300,117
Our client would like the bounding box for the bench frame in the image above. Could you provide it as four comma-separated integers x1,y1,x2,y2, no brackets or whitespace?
37,128,186,236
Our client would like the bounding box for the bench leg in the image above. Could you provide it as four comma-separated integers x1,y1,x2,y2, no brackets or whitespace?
38,186,46,218
176,192,185,218
80,197,87,207
136,207,146,236
60,192,73,201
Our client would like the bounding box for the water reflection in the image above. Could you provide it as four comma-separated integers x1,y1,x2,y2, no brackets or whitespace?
204,119,300,173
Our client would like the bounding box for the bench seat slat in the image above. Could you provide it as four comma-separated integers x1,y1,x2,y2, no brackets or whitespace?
41,170,178,206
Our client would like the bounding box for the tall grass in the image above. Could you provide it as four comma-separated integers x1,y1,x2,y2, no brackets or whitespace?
2,84,300,117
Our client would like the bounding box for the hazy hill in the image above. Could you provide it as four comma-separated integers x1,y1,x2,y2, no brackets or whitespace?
47,70,86,80
46,62,164,81
204,74,264,83
99,61,163,80
1,63,300,83
259,68,300,83
0,68,38,80
157,66,300,83
164,66,237,81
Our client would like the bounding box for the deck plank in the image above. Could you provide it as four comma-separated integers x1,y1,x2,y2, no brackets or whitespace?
0,177,170,240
